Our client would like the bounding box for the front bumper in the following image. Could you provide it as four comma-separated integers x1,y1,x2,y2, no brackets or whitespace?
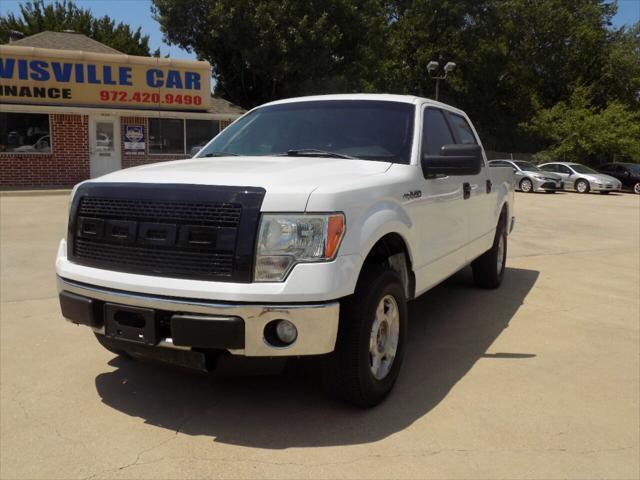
532,177,563,191
591,183,622,192
57,276,340,357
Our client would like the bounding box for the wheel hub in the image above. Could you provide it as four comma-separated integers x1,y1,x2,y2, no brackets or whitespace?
496,234,505,275
369,295,400,380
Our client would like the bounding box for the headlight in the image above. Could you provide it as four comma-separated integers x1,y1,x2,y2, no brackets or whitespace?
533,174,545,180
254,213,345,282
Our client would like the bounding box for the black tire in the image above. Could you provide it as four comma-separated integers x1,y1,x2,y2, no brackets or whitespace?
575,179,590,193
633,182,640,195
471,216,507,289
519,178,533,193
94,333,130,358
324,266,407,408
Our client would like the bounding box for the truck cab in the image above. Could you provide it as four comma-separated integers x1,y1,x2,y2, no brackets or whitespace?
56,94,515,407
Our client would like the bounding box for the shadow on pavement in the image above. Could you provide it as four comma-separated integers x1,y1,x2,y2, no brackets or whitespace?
95,266,539,447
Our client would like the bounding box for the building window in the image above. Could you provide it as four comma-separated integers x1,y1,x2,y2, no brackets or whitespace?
148,118,184,154
186,120,220,155
0,113,51,153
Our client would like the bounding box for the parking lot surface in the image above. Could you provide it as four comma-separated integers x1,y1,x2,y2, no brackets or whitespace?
1,190,639,479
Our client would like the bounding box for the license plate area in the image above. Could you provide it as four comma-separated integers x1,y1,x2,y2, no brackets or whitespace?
104,303,158,345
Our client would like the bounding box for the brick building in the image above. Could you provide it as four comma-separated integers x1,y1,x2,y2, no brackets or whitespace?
0,32,244,188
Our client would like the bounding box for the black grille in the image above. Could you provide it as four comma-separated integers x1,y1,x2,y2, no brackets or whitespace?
79,197,242,227
67,183,266,283
75,239,234,277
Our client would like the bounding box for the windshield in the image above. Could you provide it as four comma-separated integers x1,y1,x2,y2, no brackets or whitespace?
571,164,598,174
514,161,540,172
197,100,415,163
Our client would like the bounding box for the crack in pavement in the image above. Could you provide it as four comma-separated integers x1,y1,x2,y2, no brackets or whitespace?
80,445,636,477
81,413,196,480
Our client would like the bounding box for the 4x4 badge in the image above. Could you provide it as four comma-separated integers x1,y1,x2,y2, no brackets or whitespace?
402,190,422,200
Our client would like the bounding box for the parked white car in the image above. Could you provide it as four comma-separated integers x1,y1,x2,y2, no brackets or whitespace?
56,94,515,407
539,162,622,194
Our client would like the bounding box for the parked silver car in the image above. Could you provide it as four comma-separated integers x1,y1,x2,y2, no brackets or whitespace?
489,159,563,193
539,162,622,194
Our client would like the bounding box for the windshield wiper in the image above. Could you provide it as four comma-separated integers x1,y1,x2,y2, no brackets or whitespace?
202,151,239,157
281,149,359,160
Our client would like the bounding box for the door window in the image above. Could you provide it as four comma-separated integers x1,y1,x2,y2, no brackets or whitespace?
446,113,477,144
422,108,454,156
558,165,573,174
541,164,558,172
95,122,114,152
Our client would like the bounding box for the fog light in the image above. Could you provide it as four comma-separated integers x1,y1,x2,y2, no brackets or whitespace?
276,319,298,344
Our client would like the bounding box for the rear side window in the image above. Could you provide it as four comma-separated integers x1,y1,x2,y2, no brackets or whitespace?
422,109,454,156
447,113,477,144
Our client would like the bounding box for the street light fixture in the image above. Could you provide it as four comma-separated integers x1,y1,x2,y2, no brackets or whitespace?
427,60,456,101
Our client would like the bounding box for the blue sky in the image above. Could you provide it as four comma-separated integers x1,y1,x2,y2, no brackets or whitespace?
1,0,639,61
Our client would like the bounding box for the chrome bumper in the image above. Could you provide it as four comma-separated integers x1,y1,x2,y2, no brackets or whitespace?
57,277,340,357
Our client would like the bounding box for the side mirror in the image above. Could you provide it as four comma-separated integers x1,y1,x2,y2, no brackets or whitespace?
421,144,483,177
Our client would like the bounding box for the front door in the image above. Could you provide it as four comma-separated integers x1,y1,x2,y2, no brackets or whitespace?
411,106,469,295
556,164,574,190
89,116,121,178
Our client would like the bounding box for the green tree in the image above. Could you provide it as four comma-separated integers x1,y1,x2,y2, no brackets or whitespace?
524,86,640,163
0,0,157,57
152,0,639,155
152,0,389,108
382,0,622,151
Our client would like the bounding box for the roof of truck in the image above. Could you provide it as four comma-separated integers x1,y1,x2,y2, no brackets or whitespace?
260,93,467,116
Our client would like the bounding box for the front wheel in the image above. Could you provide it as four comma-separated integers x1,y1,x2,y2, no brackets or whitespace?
575,179,590,193
471,217,507,289
520,178,533,193
633,182,640,195
324,266,407,408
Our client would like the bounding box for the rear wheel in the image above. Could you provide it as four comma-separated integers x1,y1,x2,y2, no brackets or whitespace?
519,178,533,193
575,179,590,193
471,216,507,289
324,266,407,408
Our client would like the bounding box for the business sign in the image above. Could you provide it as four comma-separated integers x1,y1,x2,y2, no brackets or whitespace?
124,125,145,154
0,45,211,111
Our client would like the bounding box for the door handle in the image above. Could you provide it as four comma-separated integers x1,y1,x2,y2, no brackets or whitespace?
486,179,492,194
463,182,471,200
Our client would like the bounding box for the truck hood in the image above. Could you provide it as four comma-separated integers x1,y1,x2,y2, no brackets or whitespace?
93,156,393,211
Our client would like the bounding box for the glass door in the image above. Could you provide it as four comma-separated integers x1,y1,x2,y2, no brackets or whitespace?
89,116,121,178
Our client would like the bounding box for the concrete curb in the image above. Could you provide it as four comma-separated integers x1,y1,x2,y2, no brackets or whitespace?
1,189,72,197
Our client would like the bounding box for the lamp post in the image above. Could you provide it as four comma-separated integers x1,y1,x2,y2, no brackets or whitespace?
427,61,456,101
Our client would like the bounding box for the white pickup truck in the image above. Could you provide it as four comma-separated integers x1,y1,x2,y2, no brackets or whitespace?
56,94,515,407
